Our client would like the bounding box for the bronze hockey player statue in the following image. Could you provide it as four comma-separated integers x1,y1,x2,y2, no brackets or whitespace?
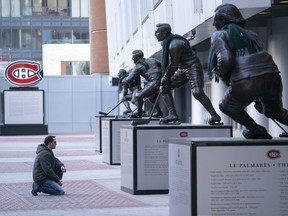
155,23,222,125
208,3,288,139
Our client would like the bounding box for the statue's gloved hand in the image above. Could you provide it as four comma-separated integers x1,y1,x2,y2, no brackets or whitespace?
161,76,170,87
121,78,129,86
121,95,128,102
211,68,220,83
159,85,163,93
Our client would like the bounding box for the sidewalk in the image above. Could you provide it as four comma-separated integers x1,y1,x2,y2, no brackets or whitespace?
0,133,169,216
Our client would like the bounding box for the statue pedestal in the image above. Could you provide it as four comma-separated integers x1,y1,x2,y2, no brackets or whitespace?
120,124,232,195
94,115,115,153
101,117,159,165
169,138,288,216
1,88,48,135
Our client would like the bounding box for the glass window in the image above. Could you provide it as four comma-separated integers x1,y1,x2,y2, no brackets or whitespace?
71,0,80,17
33,0,43,15
31,29,42,48
58,0,69,16
11,29,20,48
64,61,90,75
140,0,152,23
23,0,32,16
48,0,59,15
131,0,137,33
47,0,57,12
153,0,162,8
71,0,88,17
80,0,89,17
73,29,89,43
52,29,73,43
21,29,32,48
0,29,11,49
1,0,11,17
11,0,20,17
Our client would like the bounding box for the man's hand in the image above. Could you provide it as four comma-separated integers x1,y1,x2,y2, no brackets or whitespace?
58,180,63,186
61,165,66,173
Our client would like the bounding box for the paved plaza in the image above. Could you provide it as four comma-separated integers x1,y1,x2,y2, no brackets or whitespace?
0,133,169,216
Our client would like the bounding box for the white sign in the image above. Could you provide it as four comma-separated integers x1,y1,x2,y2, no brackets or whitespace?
197,145,288,216
4,90,44,124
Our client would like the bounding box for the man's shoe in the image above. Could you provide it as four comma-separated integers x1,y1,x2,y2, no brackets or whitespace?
31,182,39,196
31,189,38,196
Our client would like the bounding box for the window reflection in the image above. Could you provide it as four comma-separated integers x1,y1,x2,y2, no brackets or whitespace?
22,0,69,16
0,0,92,17
51,29,89,44
64,61,90,75
0,29,42,49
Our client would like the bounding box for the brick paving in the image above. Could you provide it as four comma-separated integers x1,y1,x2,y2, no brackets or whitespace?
0,134,95,143
0,133,169,215
0,150,99,158
0,160,112,173
0,181,148,211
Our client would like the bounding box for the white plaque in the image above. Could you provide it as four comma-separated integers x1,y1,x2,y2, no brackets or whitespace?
197,145,288,216
4,90,44,124
169,143,192,216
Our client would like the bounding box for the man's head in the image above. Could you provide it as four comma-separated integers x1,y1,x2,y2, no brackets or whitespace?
44,135,56,150
118,69,127,78
213,3,245,30
154,23,171,42
132,49,144,64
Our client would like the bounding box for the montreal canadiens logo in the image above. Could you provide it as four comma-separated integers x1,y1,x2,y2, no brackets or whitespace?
179,131,188,137
267,150,280,159
4,60,43,87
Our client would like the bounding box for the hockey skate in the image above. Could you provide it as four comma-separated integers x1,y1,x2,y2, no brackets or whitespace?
152,110,163,118
159,112,180,125
242,125,272,139
208,115,223,125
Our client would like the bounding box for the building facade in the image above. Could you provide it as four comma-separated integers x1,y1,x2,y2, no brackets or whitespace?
104,0,288,137
0,0,90,75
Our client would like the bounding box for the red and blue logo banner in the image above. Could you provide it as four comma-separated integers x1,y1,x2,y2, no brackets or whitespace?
4,60,43,87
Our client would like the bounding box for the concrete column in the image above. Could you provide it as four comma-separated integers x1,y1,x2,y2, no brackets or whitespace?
267,17,288,137
191,93,204,124
211,80,228,124
90,0,109,74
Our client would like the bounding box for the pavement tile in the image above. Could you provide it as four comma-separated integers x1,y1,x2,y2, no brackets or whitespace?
0,133,169,215
0,150,99,158
0,160,112,173
0,180,148,211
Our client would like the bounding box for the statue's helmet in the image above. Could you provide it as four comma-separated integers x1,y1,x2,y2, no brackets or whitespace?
132,49,144,63
118,69,127,78
215,3,245,24
154,23,172,41
155,23,171,33
132,49,144,59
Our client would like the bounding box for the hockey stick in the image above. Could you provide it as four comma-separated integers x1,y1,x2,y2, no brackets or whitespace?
99,101,123,116
272,118,288,137
131,92,161,126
